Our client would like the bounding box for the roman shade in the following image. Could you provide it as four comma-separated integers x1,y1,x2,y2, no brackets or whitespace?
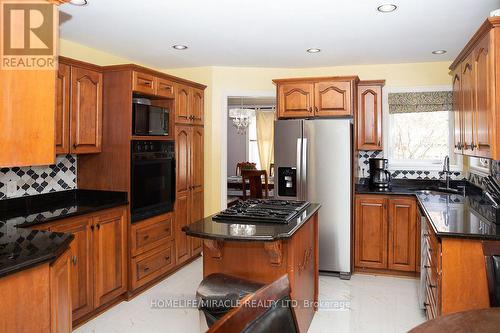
388,91,452,114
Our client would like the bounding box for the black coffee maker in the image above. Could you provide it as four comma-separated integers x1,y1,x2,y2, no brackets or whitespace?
369,158,392,190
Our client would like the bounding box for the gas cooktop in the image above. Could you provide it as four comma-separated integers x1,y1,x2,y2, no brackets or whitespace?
212,199,311,224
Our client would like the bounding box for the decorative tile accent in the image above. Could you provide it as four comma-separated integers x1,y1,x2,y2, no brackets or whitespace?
0,155,77,200
357,150,466,181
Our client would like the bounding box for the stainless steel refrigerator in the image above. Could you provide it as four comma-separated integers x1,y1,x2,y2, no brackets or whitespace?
274,119,352,278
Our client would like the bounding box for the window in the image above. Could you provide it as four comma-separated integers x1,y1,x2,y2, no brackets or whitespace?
385,88,461,170
247,114,261,169
388,111,451,165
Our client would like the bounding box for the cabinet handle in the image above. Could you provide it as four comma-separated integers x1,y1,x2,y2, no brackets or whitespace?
73,143,77,149
71,256,77,266
165,256,170,261
144,267,150,272
91,225,95,231
143,235,150,240
424,265,431,269
143,81,151,86
429,283,437,289
97,224,100,230
165,228,170,233
377,140,381,146
308,107,313,112
470,142,477,150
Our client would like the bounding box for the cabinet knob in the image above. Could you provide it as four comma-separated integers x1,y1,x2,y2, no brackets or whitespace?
71,256,77,266
165,256,170,261
470,142,477,150
377,140,381,147
91,225,95,231
97,223,101,230
143,235,150,240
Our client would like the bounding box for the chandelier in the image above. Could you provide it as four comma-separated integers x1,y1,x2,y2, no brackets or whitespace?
229,108,255,134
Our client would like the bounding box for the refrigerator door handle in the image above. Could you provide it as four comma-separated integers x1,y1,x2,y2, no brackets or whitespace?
296,138,302,200
301,138,308,201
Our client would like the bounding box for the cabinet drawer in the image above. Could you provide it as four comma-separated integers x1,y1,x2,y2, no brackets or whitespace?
131,213,173,256
133,71,156,95
156,78,175,98
131,242,175,290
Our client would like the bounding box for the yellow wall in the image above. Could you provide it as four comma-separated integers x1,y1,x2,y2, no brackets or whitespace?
164,62,453,215
59,39,453,216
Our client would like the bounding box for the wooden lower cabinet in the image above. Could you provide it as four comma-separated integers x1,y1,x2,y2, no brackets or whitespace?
51,217,94,322
354,195,388,269
355,194,418,274
50,250,72,333
93,208,128,307
424,221,490,319
0,249,72,333
129,213,177,291
36,206,128,325
388,197,417,272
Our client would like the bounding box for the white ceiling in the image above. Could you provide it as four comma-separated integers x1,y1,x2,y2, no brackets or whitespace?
59,0,500,68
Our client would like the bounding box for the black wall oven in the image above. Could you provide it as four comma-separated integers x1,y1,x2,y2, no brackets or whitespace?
131,140,175,222
132,98,170,136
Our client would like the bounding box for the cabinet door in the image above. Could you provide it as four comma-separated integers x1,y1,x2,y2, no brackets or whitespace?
93,208,127,307
357,84,382,150
50,250,72,333
190,126,204,256
175,85,191,124
191,88,204,125
175,193,191,264
452,69,464,154
277,83,314,118
354,195,388,269
474,34,493,158
51,217,94,321
388,197,417,272
461,55,475,154
314,81,352,117
175,126,192,263
70,66,103,154
56,63,70,155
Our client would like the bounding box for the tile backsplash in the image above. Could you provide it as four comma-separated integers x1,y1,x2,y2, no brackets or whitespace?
0,155,77,200
357,150,465,181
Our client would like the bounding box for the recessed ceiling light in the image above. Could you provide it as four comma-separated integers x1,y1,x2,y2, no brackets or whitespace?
432,50,447,55
307,48,321,53
69,0,88,6
377,4,397,13
172,45,188,50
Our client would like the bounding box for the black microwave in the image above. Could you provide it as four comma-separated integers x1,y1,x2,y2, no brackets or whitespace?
132,98,169,136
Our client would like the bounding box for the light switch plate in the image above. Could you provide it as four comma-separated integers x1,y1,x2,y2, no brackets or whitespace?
6,180,17,196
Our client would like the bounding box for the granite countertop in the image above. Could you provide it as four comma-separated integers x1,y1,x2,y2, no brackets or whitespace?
183,203,321,242
356,180,499,240
0,189,128,278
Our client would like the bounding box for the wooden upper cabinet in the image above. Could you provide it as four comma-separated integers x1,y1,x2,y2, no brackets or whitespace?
450,18,500,159
354,195,388,270
56,63,71,155
132,71,156,95
50,216,94,322
93,208,127,307
388,197,417,272
176,126,191,195
274,77,358,119
191,88,204,125
70,66,103,154
357,81,384,150
452,69,463,154
277,82,314,118
314,81,352,116
461,55,475,154
473,34,493,158
175,85,191,124
156,78,175,98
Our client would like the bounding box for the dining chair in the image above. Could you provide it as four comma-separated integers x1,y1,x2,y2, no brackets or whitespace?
241,170,269,200
206,274,299,333
482,241,500,307
236,162,257,176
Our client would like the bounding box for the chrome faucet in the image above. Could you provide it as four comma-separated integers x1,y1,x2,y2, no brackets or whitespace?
441,155,452,190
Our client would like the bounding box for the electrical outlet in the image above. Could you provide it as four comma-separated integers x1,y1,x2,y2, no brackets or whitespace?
6,180,17,196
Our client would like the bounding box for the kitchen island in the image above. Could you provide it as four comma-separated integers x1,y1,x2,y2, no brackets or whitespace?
184,202,321,333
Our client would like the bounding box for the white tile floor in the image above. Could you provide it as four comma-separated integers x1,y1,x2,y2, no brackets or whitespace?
74,258,425,333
